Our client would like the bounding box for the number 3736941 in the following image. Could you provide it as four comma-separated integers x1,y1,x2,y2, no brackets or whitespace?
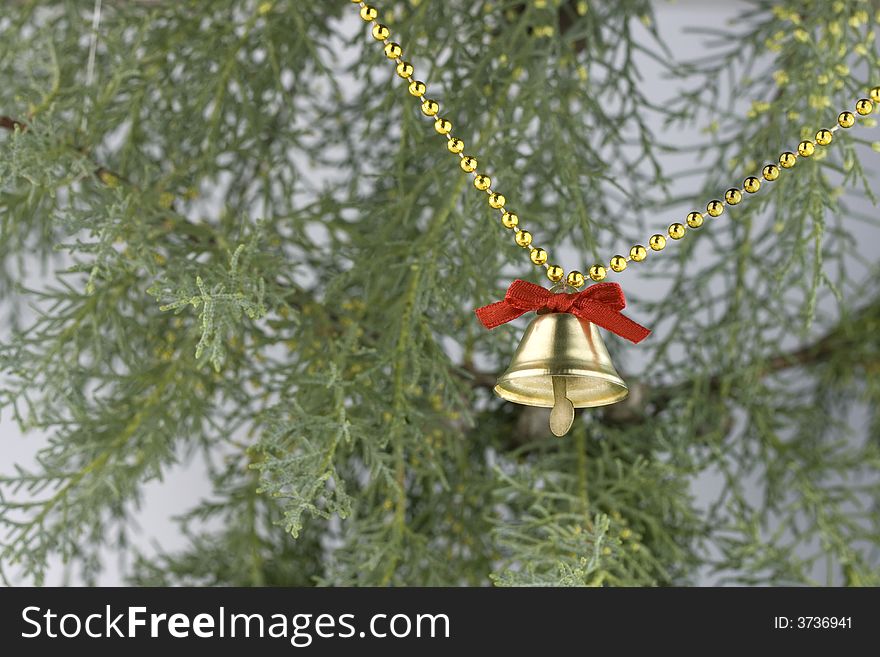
774,617,852,629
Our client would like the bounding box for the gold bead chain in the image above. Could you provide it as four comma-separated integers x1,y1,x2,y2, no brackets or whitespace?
351,0,879,288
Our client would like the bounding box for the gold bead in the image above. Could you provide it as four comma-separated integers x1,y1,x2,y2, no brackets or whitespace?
779,151,797,168
609,255,627,272
434,118,452,135
408,80,426,97
501,211,519,228
396,61,414,78
797,140,815,157
460,156,477,173
762,164,780,181
649,234,666,251
488,192,506,209
383,42,402,59
871,86,880,103
686,211,704,228
838,111,855,128
569,270,588,287
707,200,724,217
585,266,603,282
856,98,874,115
743,177,761,193
360,5,378,21
530,248,548,265
474,174,491,191
724,188,742,205
668,223,686,240
447,137,464,154
515,230,532,247
629,245,647,261
420,99,439,116
815,129,833,146
371,24,390,40
547,265,564,283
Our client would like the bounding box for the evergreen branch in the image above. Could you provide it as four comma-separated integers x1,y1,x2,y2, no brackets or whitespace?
152,244,268,371
2,0,878,587
380,174,468,585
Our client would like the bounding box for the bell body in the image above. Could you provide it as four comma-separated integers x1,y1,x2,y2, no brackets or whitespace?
494,312,628,408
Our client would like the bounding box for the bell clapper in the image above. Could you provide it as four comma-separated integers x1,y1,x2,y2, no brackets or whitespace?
549,376,575,437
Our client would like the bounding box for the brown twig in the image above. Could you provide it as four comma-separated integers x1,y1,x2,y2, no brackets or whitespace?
1,112,217,247
2,113,134,187
462,299,878,428
461,327,840,393
0,115,27,132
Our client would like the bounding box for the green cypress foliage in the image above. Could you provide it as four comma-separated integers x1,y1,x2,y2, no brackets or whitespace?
1,1,879,586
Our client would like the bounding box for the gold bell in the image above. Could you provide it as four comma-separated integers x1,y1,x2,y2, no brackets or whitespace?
494,312,628,437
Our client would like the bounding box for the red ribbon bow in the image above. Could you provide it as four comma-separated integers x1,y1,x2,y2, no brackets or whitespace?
474,279,650,343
